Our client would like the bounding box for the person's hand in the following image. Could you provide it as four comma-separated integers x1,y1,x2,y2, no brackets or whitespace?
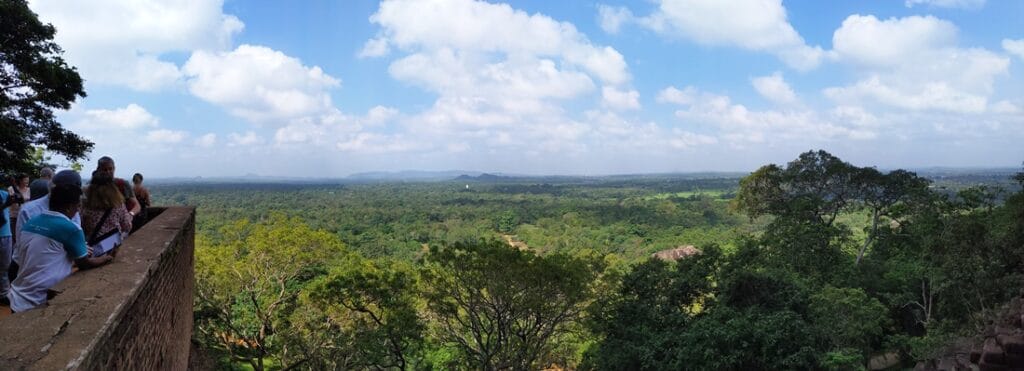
108,246,119,259
87,245,95,255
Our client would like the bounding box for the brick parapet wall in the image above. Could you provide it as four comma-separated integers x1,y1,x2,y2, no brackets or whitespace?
0,206,196,370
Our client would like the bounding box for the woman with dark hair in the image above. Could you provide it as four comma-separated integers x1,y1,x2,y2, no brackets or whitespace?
82,174,132,244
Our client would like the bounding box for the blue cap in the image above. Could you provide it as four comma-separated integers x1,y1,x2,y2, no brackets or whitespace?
52,170,82,188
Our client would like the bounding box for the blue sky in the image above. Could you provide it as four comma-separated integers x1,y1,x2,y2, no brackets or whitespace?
27,0,1024,177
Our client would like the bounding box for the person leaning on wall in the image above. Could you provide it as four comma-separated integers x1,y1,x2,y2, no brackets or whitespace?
7,183,115,313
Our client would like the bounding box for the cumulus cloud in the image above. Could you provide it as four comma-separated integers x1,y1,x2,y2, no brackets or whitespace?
616,0,823,70
370,0,629,84
659,86,877,146
228,131,262,147
75,104,159,130
361,0,635,156
597,5,633,34
145,129,188,144
29,0,243,91
359,37,390,58
827,15,1009,114
656,86,698,105
196,133,217,148
183,45,341,123
65,104,213,165
1004,39,1024,61
669,130,719,149
751,72,798,105
904,0,986,9
336,133,426,154
602,86,641,111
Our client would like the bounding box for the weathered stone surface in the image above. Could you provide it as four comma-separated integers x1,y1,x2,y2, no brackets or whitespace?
651,245,701,261
978,362,1009,371
0,207,195,370
984,338,1007,365
869,352,901,370
999,335,1024,355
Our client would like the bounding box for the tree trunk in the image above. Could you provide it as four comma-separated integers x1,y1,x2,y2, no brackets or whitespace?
856,208,880,265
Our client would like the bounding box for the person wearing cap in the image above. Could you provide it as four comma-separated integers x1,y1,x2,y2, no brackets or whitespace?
7,184,114,313
29,167,53,201
16,170,83,258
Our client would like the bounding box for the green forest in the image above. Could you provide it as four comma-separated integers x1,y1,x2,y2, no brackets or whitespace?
151,151,1024,370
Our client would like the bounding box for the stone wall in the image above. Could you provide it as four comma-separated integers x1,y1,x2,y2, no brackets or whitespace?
0,206,195,370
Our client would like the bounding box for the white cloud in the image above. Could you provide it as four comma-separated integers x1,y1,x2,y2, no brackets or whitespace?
584,110,716,153
196,133,217,148
365,106,399,125
669,130,718,149
145,129,188,144
656,86,698,105
602,86,641,111
827,15,1009,114
371,0,629,84
228,131,262,147
183,45,341,123
336,133,426,154
1004,39,1024,61
76,104,159,130
832,15,957,67
751,72,798,105
29,0,243,91
598,5,633,34
65,104,218,167
904,0,985,9
359,37,391,58
823,76,989,114
362,0,635,156
628,0,823,70
661,85,877,146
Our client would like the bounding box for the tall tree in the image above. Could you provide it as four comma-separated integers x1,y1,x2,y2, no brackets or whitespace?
193,215,349,371
1,0,91,173
297,259,425,370
421,240,602,370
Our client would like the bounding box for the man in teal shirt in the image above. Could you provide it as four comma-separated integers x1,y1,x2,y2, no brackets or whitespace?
8,184,114,312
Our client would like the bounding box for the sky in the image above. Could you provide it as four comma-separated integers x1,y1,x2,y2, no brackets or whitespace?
26,0,1024,177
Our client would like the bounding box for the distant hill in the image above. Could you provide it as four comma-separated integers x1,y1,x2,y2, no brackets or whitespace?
455,173,512,182
348,170,484,181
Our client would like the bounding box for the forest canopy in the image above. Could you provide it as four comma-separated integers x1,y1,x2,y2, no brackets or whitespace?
162,151,1024,370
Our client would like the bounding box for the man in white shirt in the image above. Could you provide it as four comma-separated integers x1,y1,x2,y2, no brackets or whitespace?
15,170,82,260
8,183,114,313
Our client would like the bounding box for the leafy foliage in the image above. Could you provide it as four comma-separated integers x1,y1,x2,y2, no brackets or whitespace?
421,240,603,370
0,0,91,173
177,153,1024,369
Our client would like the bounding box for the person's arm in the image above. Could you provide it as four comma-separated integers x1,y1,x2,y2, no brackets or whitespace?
120,181,141,215
75,254,113,269
117,207,132,234
62,224,113,270
16,202,30,240
127,196,141,215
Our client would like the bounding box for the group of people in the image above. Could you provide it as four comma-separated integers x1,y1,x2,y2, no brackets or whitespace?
0,156,152,313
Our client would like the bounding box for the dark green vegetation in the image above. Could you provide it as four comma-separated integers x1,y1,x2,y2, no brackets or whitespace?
154,152,1024,370
0,0,91,174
